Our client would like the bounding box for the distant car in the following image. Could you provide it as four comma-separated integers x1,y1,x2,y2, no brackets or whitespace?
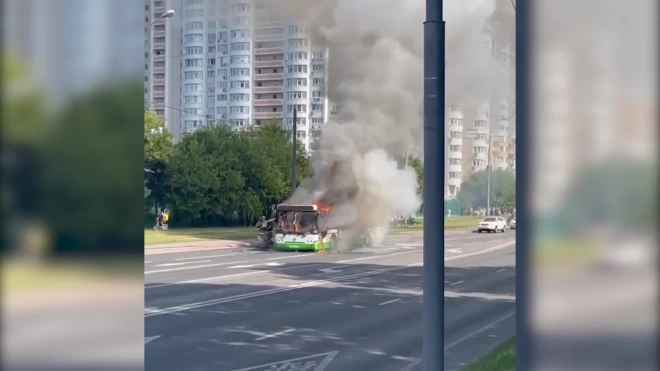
510,218,516,229
477,216,507,233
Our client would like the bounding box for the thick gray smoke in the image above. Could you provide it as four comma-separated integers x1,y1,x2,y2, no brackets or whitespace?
271,0,509,247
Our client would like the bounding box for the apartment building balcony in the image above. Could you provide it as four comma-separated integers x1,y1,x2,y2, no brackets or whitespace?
254,60,284,68
154,5,166,13
472,138,488,147
152,66,166,73
254,73,283,81
153,54,166,63
254,112,283,120
448,151,462,159
255,34,284,42
152,90,165,98
473,152,488,161
447,177,462,187
447,164,462,173
255,47,284,55
254,99,283,106
254,86,283,94
493,140,507,147
448,138,463,146
153,30,166,38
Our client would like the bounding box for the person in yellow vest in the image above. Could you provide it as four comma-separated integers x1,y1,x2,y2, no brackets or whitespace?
162,209,170,225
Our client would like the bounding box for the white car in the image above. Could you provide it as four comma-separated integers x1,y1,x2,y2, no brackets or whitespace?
477,216,507,233
510,218,516,229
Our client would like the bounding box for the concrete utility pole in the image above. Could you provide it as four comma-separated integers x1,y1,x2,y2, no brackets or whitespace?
291,109,297,191
423,0,445,370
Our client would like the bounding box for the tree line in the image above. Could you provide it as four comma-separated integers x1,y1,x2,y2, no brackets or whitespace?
144,112,311,227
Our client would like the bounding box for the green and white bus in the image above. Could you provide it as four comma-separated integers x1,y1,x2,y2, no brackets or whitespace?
273,203,376,252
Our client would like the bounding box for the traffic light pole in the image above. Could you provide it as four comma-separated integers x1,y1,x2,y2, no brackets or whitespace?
423,0,446,370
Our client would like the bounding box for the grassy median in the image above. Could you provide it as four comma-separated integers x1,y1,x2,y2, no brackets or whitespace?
145,216,482,245
463,337,515,371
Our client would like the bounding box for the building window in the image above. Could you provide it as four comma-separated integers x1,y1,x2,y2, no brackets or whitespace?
185,10,204,18
449,172,461,178
185,22,204,30
232,16,251,27
288,26,304,34
185,46,204,55
230,94,250,102
231,4,251,12
311,91,323,98
185,58,203,67
449,159,461,165
183,71,204,80
231,29,251,38
287,65,307,74
231,81,250,89
312,51,324,60
230,68,250,76
185,34,204,42
312,78,324,85
311,104,323,111
184,83,203,92
231,42,250,51
231,55,250,64
230,106,250,114
287,105,307,113
449,145,461,152
287,78,307,87
287,91,306,100
288,38,308,48
449,132,461,138
286,52,308,60
208,46,216,53
311,118,323,124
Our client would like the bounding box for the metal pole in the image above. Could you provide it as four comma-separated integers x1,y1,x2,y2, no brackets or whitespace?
291,109,297,191
423,0,445,370
486,101,493,215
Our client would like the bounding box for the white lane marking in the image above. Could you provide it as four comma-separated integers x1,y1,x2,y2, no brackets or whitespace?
229,351,339,371
145,251,419,289
254,328,295,341
145,241,515,316
336,250,414,263
319,267,347,274
229,262,284,269
497,268,507,273
444,311,516,350
450,280,464,286
266,254,310,261
379,298,401,306
174,253,235,261
145,261,152,264
145,261,248,274
155,260,211,267
145,335,161,344
447,249,462,253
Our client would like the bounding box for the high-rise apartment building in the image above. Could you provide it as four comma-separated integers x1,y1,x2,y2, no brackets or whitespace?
145,0,183,139
446,106,464,199
179,0,330,151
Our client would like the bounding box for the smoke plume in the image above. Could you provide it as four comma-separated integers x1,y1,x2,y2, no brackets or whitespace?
271,0,510,247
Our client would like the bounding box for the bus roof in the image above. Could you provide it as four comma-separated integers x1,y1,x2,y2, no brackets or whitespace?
276,203,318,212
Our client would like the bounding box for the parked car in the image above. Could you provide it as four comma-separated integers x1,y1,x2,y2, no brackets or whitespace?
477,216,507,233
510,218,516,229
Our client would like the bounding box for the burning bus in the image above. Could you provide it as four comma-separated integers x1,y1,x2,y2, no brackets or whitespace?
273,201,375,251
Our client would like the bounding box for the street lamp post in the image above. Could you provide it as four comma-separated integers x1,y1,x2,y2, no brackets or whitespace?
423,0,445,370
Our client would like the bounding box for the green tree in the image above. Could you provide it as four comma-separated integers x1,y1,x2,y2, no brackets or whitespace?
40,82,145,252
144,111,173,214
164,123,311,227
457,169,516,210
406,155,424,197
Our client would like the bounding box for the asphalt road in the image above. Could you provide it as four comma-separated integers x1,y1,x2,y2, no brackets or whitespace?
145,231,516,371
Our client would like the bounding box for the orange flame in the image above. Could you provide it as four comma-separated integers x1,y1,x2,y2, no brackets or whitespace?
314,200,333,214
